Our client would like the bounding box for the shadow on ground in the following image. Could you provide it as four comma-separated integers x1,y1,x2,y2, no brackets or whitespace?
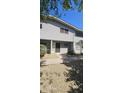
63,59,83,93
40,60,46,93
40,55,83,93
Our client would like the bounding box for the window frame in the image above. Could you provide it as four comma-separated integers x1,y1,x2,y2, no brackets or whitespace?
60,28,69,34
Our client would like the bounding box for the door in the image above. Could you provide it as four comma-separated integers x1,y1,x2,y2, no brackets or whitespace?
56,43,60,53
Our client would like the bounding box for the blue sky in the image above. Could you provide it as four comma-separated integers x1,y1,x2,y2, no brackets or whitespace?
50,2,83,30
60,10,83,30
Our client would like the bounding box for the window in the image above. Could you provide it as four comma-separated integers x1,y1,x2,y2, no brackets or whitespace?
65,29,69,34
64,43,68,47
75,31,83,37
60,28,69,34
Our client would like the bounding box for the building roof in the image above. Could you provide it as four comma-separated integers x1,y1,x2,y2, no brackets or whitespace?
47,15,82,32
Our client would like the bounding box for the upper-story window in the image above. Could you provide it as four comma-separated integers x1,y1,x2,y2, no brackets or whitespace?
60,28,69,34
75,31,83,37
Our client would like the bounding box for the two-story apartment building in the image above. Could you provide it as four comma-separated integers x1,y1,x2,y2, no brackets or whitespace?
40,15,83,54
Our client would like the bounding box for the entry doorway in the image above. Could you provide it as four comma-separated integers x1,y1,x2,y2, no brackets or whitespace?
55,43,60,53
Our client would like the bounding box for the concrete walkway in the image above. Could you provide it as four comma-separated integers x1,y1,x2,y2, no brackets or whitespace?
41,54,83,65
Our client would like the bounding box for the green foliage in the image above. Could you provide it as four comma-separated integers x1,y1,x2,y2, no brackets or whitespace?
63,0,71,10
67,50,75,55
40,44,47,57
40,0,83,18
40,0,50,15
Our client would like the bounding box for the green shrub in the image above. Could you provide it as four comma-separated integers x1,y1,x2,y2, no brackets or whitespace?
80,52,83,55
67,50,75,55
40,44,47,57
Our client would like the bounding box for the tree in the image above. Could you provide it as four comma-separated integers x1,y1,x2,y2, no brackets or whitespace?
40,0,83,19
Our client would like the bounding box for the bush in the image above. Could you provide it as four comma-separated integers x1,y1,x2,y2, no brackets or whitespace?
80,52,83,55
67,50,75,55
40,44,47,57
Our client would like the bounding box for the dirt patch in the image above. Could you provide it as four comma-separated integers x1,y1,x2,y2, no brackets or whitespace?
40,60,83,93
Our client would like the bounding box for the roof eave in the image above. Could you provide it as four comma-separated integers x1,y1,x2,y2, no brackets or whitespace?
48,15,82,32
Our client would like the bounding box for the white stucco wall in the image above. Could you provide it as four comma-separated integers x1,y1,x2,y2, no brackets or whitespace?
60,43,68,54
40,20,75,42
74,36,83,54
40,19,83,54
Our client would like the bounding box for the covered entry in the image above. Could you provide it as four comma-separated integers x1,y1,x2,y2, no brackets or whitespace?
40,39,73,54
53,41,73,54
55,43,60,53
